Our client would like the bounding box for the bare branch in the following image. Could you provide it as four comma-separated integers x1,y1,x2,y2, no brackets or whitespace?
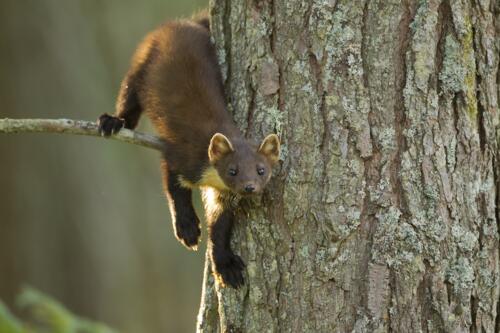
0,118,164,151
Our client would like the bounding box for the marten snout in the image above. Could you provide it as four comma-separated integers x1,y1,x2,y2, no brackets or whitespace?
239,181,261,195
244,183,256,193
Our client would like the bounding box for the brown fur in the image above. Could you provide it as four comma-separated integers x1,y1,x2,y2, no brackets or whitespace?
98,13,280,288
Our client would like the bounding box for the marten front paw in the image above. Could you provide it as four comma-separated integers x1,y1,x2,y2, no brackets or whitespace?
98,113,125,136
175,215,201,250
213,252,245,288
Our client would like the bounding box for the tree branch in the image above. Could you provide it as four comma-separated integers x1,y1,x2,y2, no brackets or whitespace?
0,118,164,151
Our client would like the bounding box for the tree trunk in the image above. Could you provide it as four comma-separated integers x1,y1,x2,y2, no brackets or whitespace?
197,0,500,332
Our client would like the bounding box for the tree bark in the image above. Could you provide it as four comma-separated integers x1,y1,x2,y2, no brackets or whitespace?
197,0,500,332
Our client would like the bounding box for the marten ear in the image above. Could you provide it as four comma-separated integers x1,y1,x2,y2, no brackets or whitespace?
258,134,280,164
209,133,234,162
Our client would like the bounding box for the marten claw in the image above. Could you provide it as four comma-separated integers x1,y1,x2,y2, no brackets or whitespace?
175,219,201,250
98,113,124,136
215,253,245,288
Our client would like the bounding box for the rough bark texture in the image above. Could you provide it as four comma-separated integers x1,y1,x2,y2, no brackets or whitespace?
198,0,500,332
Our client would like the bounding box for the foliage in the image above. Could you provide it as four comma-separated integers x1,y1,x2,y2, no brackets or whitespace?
0,288,116,333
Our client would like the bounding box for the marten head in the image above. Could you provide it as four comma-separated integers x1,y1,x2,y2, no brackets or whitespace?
208,133,280,195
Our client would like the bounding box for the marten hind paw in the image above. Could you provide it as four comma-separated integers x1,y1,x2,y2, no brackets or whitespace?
175,218,201,250
215,253,245,288
98,113,125,136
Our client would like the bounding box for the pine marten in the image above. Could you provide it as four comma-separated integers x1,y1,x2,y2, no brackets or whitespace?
98,13,280,288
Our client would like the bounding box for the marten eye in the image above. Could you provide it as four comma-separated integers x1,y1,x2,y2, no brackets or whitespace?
228,168,238,176
257,167,265,176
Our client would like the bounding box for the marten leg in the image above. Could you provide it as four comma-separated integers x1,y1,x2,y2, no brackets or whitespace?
161,159,201,250
99,68,144,136
209,209,245,288
99,33,159,135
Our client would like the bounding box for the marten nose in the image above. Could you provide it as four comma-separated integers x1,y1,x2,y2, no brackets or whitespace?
244,184,255,193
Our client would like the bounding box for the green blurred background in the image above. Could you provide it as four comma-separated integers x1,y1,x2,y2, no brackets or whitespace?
0,0,208,332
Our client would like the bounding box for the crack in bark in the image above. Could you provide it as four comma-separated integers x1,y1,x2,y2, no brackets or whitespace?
245,81,256,137
392,0,414,216
470,293,479,333
452,93,461,166
417,260,430,332
268,0,276,54
360,0,370,90
270,183,287,332
268,0,284,113
222,0,233,107
318,92,329,153
472,25,487,153
436,0,453,93
387,269,396,333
